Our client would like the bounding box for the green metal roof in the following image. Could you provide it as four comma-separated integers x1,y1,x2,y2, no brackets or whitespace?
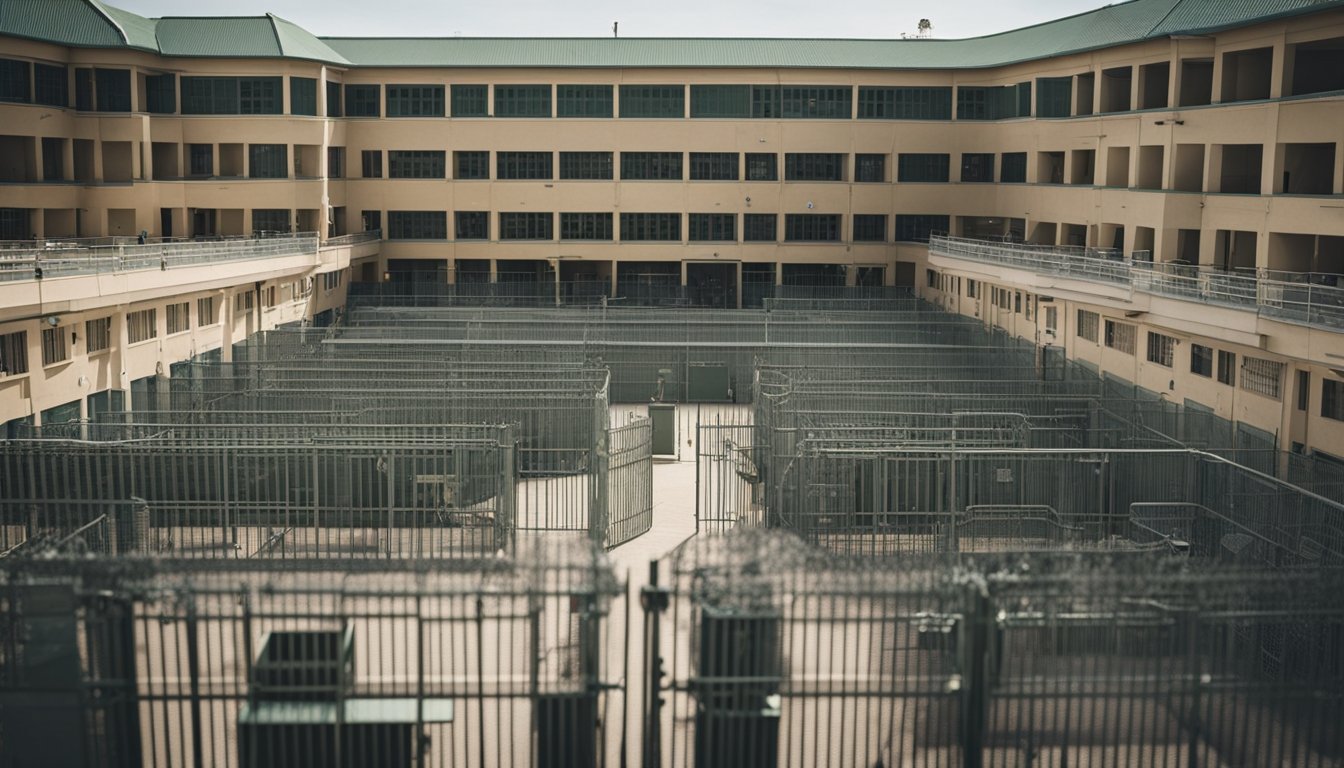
1,0,1342,70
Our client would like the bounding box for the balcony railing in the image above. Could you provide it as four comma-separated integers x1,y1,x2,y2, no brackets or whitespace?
0,234,320,283
321,230,382,247
929,235,1344,330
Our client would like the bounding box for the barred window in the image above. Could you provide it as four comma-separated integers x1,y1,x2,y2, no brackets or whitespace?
785,153,845,181
166,302,190,335
855,154,886,183
1190,343,1213,377
689,153,738,181
743,214,777,242
361,150,382,178
690,85,749,118
898,153,950,182
1001,152,1028,183
387,211,448,240
323,271,344,291
455,211,488,240
1323,379,1344,422
234,292,254,313
493,85,551,117
745,153,777,181
1104,320,1135,354
498,212,553,240
327,147,344,178
1240,356,1284,400
41,326,68,366
751,86,781,118
451,84,488,117
779,86,851,119
238,77,278,114
127,309,157,344
248,144,287,179
957,83,1031,120
1037,77,1073,117
560,152,613,180
181,76,279,114
196,297,217,327
0,330,28,375
619,85,684,118
146,73,175,114
856,86,952,120
621,152,682,181
386,85,444,117
388,150,446,179
290,76,317,115
1218,350,1236,385
689,213,735,242
252,209,290,234
454,151,489,180
345,84,379,117
560,213,613,241
85,317,112,352
34,63,66,107
497,151,553,180
1077,310,1100,342
960,153,995,182
556,84,613,117
326,80,341,117
852,214,887,242
784,214,841,242
0,58,31,103
894,215,948,243
620,213,681,241
1146,331,1175,367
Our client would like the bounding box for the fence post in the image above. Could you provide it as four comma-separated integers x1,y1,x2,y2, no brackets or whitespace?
640,560,670,768
960,579,990,768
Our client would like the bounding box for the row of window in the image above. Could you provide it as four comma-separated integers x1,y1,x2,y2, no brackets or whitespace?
352,150,1012,183
382,211,949,242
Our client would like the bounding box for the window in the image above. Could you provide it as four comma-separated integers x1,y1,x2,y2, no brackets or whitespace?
621,152,682,180
127,309,157,344
898,154,950,182
322,271,344,291
927,269,940,289
34,63,67,107
235,292,254,313
0,58,30,103
361,150,383,178
1146,331,1175,367
41,326,68,366
784,214,841,242
1190,343,1213,377
894,215,948,243
83,68,131,112
455,211,488,240
690,85,749,118
290,77,317,115
857,86,953,120
166,302,190,335
689,213,735,241
743,214,777,242
252,209,290,233
1217,350,1236,385
249,144,287,179
855,154,885,183
345,84,379,117
388,150,446,178
327,147,344,178
497,151,553,180
1323,379,1344,422
785,153,845,181
690,152,738,181
556,84,613,117
966,279,979,299
779,86,851,119
957,83,1030,120
852,214,886,242
960,153,995,182
0,330,28,375
1077,310,1100,342
620,213,681,241
85,317,112,352
751,86,781,117
560,152,613,180
451,84,488,116
1104,320,1136,354
1298,370,1310,412
189,144,213,177
560,212,613,240
1001,153,1028,183
75,67,92,110
196,297,217,327
1036,77,1072,117
146,73,175,113
1240,356,1284,399
326,80,341,116
745,153,778,181
387,211,447,239
1045,305,1058,331
362,210,381,232
386,85,444,117
498,212,553,240
494,85,550,117
454,151,489,180
619,85,684,118
181,76,281,114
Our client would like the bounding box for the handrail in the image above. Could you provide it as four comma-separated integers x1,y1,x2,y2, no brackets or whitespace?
0,234,320,283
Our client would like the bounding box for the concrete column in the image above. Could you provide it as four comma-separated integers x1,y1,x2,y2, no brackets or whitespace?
610,260,618,298
33,137,44,183
92,140,104,183
1211,49,1225,103
1334,141,1344,195
317,67,328,116
1167,51,1181,109
114,312,130,408
1263,143,1280,196
1270,39,1289,100
1204,144,1222,194
62,140,74,181
128,67,140,113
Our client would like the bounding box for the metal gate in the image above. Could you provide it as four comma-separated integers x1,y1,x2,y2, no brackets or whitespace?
602,418,654,549
696,419,761,534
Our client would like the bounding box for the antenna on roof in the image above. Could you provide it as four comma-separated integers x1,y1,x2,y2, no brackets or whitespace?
613,21,619,38
917,18,933,38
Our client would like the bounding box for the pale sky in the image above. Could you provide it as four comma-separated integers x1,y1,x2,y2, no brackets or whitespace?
111,0,1113,39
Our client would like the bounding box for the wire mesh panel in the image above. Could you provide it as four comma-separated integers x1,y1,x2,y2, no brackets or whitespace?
696,414,761,534
603,417,653,549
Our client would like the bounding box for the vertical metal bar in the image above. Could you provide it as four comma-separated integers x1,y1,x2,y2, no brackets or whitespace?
184,601,205,768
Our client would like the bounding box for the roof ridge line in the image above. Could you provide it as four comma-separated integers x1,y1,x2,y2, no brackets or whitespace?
265,12,284,57
1145,0,1189,37
84,0,128,45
